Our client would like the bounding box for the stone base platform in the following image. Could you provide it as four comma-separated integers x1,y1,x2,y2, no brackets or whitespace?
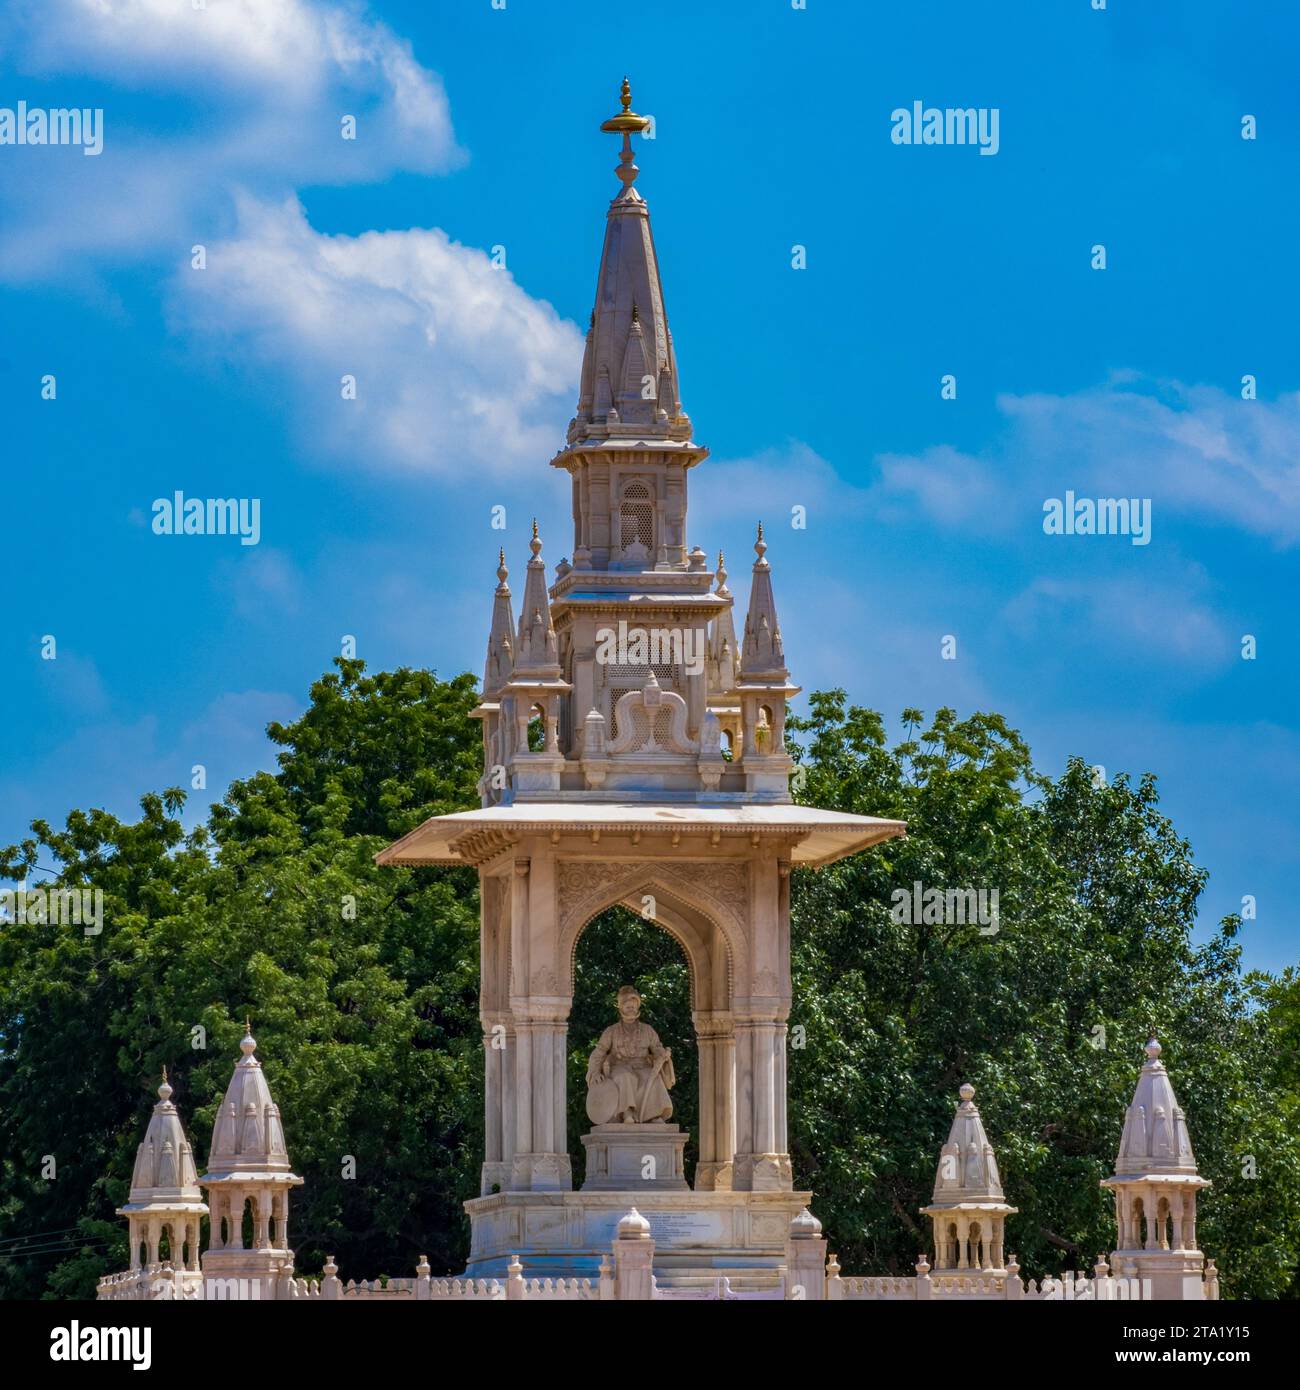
581,1123,688,1191
462,1189,813,1279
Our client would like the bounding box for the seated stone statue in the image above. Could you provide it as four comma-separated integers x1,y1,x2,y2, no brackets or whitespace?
585,986,675,1124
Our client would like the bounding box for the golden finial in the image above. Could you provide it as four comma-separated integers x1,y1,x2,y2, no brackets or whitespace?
600,76,650,134
162,1064,168,1083
601,77,651,195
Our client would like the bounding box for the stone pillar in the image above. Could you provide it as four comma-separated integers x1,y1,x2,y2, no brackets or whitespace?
697,1017,716,1186
254,1191,270,1249
230,1189,245,1250
552,1018,567,1168
774,1020,789,1161
481,1015,505,1193
510,1020,535,1190
693,1013,735,1191
612,1209,655,1301
785,1209,827,1301
734,1012,791,1191
732,1018,755,1190
273,1190,288,1250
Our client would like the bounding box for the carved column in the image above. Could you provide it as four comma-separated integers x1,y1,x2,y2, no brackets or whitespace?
733,851,793,1191
693,1013,736,1191
482,1015,505,1193
507,851,572,1192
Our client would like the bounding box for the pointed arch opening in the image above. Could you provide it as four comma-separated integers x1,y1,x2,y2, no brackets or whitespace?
567,905,696,1185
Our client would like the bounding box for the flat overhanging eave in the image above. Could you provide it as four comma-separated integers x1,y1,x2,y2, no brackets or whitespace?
375,802,906,869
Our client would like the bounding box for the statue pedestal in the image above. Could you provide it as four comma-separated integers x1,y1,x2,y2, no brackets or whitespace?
581,1123,688,1191
463,1189,813,1284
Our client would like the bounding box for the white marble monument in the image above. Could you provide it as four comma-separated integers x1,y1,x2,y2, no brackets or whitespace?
374,77,906,1281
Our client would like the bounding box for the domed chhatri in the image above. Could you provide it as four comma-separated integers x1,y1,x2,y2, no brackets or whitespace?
922,1081,1016,1274
197,1025,304,1301
115,1068,207,1280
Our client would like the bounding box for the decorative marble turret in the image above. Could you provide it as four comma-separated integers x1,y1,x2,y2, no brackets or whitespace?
497,522,572,795
1101,1037,1211,1299
921,1084,1016,1272
735,524,801,795
471,79,803,809
116,1069,207,1273
482,549,515,702
199,1024,303,1298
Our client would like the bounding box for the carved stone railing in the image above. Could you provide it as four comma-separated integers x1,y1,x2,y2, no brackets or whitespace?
827,1256,1219,1302
95,1217,1220,1303
96,1264,204,1301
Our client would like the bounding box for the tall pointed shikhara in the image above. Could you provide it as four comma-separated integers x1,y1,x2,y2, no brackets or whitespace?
463,74,799,805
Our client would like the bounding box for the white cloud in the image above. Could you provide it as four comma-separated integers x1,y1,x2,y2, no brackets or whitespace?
0,0,462,279
690,441,869,531
1003,570,1232,665
876,376,1300,547
218,547,305,620
876,443,1011,531
169,193,583,476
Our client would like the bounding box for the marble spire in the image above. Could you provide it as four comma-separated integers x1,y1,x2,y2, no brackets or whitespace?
482,548,515,700
128,1068,204,1203
204,1024,295,1176
739,523,789,682
511,521,561,678
1113,1035,1199,1176
921,1083,1016,1273
568,77,690,445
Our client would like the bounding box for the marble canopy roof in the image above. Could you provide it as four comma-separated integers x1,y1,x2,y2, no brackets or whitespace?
375,802,906,870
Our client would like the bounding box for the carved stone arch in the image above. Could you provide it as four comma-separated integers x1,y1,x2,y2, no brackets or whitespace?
555,862,745,1001
612,893,733,1014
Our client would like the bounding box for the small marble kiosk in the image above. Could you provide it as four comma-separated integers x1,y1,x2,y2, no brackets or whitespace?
376,80,906,1285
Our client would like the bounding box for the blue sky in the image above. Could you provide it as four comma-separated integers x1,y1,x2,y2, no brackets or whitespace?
1,0,1296,972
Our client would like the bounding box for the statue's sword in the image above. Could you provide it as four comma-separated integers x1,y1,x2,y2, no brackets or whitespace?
635,1050,670,1121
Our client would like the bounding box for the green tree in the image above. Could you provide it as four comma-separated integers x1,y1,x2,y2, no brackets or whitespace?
1,668,1296,1300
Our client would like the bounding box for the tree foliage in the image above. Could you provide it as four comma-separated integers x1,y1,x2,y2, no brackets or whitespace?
0,665,1295,1299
